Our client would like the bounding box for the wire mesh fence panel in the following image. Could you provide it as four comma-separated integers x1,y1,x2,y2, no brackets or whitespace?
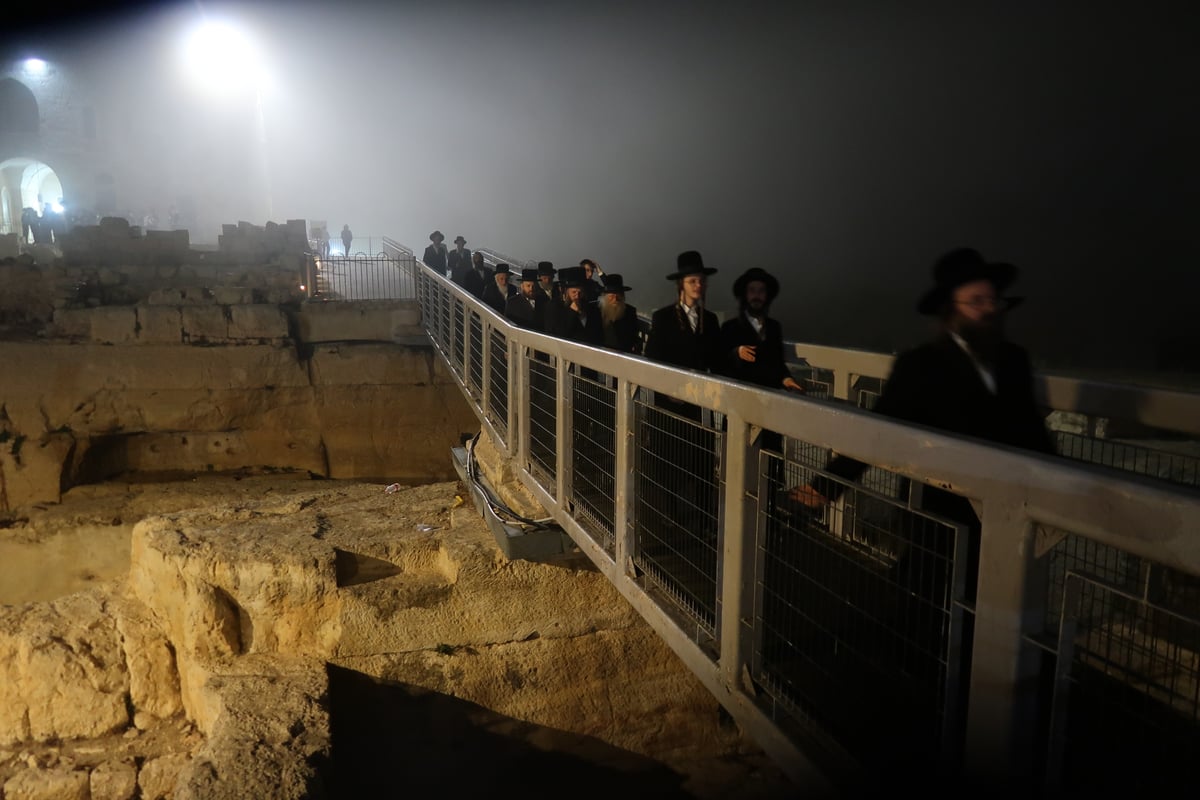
487,328,509,444
434,284,451,352
526,350,557,496
633,392,724,642
752,446,971,777
451,300,465,379
468,313,484,399
1054,432,1200,489
569,367,617,555
1048,567,1200,793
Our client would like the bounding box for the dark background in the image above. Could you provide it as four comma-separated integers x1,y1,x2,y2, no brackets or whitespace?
5,0,1197,373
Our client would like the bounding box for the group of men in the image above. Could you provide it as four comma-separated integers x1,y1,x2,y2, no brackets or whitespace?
423,227,1052,480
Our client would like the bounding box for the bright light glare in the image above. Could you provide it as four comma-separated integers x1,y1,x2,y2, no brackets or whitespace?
51,202,64,214
182,20,265,92
23,58,47,74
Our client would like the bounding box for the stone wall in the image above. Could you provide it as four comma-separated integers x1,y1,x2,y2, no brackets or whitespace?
0,223,479,511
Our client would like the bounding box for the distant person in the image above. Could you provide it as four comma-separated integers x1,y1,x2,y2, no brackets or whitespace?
536,261,559,303
21,207,36,243
447,235,472,283
719,267,805,395
548,266,603,345
482,263,517,313
462,251,491,300
505,267,543,330
599,273,641,354
579,258,604,304
341,224,353,256
423,230,447,273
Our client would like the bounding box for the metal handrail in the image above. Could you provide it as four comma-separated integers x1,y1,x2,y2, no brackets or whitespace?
412,254,1200,792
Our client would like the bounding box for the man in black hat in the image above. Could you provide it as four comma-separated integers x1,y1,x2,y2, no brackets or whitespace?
447,235,472,284
599,273,641,354
536,261,560,305
462,251,492,300
644,250,722,417
505,267,543,330
547,266,603,345
483,263,517,314
792,246,1052,513
579,258,604,304
423,231,447,275
720,267,805,396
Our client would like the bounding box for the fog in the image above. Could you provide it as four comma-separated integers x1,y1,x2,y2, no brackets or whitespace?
6,0,1198,372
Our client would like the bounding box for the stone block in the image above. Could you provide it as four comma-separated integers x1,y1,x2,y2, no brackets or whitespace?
181,306,229,342
50,308,91,338
136,305,182,344
227,305,288,340
90,761,138,800
310,343,433,386
3,767,90,800
0,433,74,510
89,307,138,344
212,286,255,305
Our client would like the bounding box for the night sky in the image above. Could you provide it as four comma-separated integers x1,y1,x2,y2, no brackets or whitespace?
3,0,1197,372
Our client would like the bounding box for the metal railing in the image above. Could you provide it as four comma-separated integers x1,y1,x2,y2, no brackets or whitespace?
303,250,417,301
410,253,1200,793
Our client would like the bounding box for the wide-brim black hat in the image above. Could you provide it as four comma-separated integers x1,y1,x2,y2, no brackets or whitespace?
917,248,1019,315
430,230,444,241
453,235,466,244
600,274,632,293
558,266,588,287
493,263,512,275
519,268,540,282
666,250,717,280
732,267,779,302
537,261,556,276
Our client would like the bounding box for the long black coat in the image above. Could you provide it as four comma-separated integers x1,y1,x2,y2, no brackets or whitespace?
547,299,603,345
482,280,517,314
819,333,1054,512
644,303,721,418
447,248,472,282
423,243,447,273
462,266,491,300
718,313,792,389
504,292,540,330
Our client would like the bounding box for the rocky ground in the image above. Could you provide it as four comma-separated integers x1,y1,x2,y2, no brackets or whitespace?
0,470,808,799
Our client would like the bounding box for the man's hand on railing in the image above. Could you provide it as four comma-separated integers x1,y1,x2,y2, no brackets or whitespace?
782,377,806,394
787,484,828,508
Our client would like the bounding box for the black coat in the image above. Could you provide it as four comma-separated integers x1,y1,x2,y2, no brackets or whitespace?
482,280,517,314
447,249,472,282
602,304,642,354
819,333,1054,512
718,313,792,389
644,303,722,418
504,292,540,330
423,243,447,273
547,298,604,345
462,266,491,300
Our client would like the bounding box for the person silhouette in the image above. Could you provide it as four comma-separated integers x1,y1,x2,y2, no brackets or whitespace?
341,224,353,256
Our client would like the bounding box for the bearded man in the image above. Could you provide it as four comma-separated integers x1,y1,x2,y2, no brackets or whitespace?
720,267,804,395
792,246,1054,511
599,273,641,354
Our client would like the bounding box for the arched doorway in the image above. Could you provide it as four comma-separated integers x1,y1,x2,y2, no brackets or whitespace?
0,78,39,135
0,158,66,243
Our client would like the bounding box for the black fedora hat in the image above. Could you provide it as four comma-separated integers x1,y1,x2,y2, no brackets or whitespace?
453,235,466,244
666,250,717,280
558,266,587,288
732,267,779,302
537,261,556,276
601,273,632,293
430,230,444,241
917,247,1020,316
519,267,540,282
494,263,511,275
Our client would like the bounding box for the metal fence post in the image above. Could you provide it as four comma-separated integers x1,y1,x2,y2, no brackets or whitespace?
719,413,752,686
613,377,636,574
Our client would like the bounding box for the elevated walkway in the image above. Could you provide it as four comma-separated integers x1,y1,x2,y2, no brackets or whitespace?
350,245,1200,794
